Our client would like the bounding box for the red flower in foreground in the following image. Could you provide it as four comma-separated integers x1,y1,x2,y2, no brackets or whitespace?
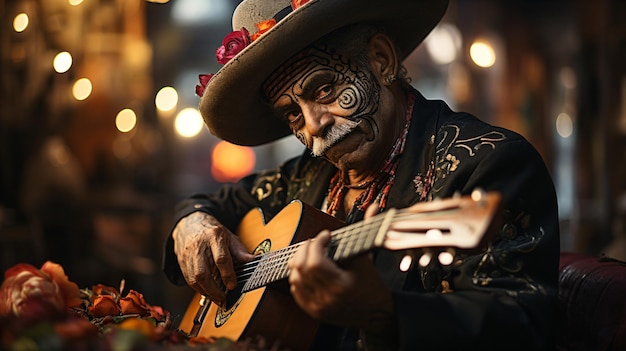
195,73,214,97
92,284,120,299
216,28,251,64
291,0,311,10
89,295,120,317
0,262,80,324
119,289,149,316
40,262,82,309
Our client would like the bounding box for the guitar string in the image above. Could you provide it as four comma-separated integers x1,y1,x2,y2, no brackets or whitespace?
232,207,447,286
229,201,473,290
233,213,393,288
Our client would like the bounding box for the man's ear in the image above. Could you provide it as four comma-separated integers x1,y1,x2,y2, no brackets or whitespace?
368,33,399,84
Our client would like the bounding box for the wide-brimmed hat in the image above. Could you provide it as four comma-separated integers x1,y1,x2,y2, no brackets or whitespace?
198,0,449,146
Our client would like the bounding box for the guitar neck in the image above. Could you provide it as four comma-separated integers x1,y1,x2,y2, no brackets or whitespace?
240,209,396,293
238,191,501,293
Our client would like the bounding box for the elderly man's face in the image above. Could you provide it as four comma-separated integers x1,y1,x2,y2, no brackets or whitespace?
264,44,396,172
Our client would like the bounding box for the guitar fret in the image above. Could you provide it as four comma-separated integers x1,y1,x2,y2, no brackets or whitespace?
331,216,384,261
243,244,299,292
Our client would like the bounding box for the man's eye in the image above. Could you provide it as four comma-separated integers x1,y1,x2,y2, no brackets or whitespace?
315,85,334,102
285,110,303,124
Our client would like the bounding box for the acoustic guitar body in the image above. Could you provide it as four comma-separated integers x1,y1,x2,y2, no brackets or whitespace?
179,191,502,350
179,201,345,350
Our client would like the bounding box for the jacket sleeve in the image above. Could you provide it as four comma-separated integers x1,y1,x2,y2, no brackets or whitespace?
162,156,305,286
387,137,560,351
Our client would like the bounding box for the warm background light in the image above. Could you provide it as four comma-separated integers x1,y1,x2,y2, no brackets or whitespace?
424,23,462,65
556,112,574,138
174,108,203,138
115,108,137,133
155,86,178,111
470,40,496,68
68,0,84,5
211,141,256,182
53,51,73,73
13,13,29,32
72,78,93,101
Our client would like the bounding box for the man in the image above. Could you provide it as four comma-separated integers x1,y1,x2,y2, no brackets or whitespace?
163,0,560,350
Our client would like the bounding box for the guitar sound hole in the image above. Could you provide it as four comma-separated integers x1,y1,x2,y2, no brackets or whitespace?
224,283,244,310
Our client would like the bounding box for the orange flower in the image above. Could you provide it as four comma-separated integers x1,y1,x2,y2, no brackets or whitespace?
119,290,149,316
251,19,277,41
291,0,310,10
40,261,81,309
147,304,169,322
89,295,120,317
92,284,120,300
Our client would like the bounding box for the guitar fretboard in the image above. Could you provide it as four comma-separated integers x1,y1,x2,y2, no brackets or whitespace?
238,209,396,293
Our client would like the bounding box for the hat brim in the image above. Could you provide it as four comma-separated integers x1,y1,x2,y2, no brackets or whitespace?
200,0,449,146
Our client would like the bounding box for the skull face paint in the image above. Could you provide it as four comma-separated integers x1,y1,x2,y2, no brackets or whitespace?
264,44,381,156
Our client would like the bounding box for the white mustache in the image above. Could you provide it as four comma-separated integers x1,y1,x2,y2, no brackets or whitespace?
310,120,361,157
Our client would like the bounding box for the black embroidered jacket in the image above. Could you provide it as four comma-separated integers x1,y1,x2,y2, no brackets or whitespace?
163,90,560,350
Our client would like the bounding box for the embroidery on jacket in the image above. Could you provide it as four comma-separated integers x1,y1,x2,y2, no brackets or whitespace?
471,211,547,297
430,125,507,194
252,171,287,210
413,160,434,201
251,159,326,210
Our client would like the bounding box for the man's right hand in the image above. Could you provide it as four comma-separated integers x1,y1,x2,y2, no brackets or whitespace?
172,211,255,303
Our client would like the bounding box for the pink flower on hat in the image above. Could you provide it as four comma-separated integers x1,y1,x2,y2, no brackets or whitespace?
216,27,251,64
195,73,214,97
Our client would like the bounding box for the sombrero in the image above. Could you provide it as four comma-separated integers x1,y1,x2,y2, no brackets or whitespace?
198,0,449,146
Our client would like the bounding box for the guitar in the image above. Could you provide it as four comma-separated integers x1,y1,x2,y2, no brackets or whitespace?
178,190,501,350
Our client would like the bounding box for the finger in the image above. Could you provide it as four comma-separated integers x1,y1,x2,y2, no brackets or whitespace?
306,231,338,281
288,239,311,292
185,256,226,302
208,231,237,290
229,233,255,263
364,201,380,220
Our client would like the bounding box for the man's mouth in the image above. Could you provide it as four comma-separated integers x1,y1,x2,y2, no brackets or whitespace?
310,120,361,157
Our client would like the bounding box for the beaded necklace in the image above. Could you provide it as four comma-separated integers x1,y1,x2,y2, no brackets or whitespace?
325,91,416,217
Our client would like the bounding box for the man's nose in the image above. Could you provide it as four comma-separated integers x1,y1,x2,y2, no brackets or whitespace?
301,103,333,137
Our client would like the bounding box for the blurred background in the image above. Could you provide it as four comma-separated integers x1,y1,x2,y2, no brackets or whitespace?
1,0,625,320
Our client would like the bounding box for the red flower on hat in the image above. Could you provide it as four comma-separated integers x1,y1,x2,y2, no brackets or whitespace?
251,19,277,41
216,27,251,64
291,0,311,10
195,73,214,97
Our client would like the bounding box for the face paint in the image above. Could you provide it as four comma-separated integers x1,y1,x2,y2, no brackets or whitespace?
264,44,381,156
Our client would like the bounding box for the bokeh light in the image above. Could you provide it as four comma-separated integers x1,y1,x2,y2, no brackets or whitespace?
174,108,203,138
556,112,574,138
155,86,178,112
53,51,73,73
470,40,496,68
116,108,137,133
424,23,462,65
72,78,93,101
13,13,29,32
211,141,256,182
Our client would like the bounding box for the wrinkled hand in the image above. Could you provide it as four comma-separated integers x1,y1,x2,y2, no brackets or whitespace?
173,211,254,303
287,204,395,335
